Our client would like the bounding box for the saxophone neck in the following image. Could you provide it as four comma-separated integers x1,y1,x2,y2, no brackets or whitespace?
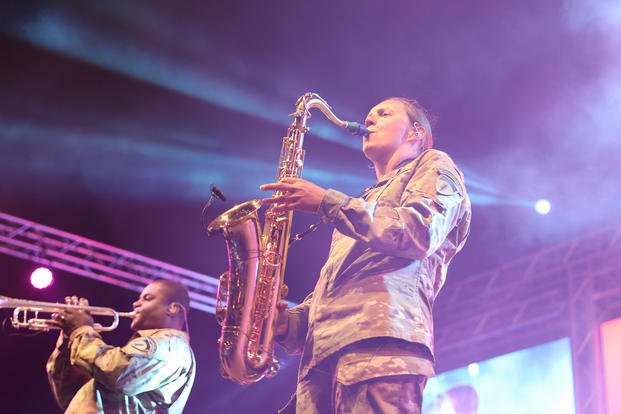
294,93,345,128
293,92,369,137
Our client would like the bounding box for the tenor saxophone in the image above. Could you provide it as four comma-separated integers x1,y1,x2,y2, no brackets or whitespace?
207,92,368,384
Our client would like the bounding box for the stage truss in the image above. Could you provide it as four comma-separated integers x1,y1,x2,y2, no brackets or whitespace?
435,223,621,414
0,211,218,314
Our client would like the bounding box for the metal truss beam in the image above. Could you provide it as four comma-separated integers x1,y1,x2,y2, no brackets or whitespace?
434,223,621,414
0,211,218,314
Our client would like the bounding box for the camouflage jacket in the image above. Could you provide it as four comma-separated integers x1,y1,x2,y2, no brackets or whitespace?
46,327,196,414
278,149,471,382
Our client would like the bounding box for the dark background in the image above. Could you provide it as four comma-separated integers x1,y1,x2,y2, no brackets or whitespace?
1,1,620,412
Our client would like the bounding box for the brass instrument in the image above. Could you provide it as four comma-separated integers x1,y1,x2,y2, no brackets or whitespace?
207,92,368,384
0,295,135,332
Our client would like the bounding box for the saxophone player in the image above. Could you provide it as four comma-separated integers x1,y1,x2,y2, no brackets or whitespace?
261,97,471,414
46,279,196,413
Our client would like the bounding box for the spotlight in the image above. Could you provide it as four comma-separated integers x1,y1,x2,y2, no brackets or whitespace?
30,267,53,289
534,199,551,215
467,362,480,377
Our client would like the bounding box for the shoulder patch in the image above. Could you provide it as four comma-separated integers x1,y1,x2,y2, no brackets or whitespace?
128,336,157,357
436,174,460,196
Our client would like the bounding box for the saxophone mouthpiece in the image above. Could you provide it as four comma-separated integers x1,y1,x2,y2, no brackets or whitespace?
344,122,370,137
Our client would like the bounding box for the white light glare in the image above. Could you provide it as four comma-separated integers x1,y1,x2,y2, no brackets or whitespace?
535,199,552,215
30,267,53,289
467,362,480,377
439,399,457,414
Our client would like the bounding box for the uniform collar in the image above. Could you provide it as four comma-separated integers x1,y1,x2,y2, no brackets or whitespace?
135,328,189,340
359,157,418,197
375,156,419,184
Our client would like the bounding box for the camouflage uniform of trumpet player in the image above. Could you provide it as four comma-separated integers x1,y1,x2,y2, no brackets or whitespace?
259,96,472,413
44,279,196,413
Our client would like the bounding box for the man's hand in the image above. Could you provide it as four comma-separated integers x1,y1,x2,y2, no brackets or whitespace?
50,296,95,335
260,177,327,214
274,301,289,338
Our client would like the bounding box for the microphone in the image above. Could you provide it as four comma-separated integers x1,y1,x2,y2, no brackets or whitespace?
344,121,370,137
210,184,227,202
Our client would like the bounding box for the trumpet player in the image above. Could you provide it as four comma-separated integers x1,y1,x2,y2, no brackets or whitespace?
261,97,471,414
46,279,196,414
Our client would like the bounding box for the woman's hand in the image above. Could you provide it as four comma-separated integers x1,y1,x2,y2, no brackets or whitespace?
260,177,327,214
274,301,289,338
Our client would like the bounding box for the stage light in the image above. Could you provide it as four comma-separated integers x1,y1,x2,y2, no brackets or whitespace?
30,267,53,289
535,199,551,215
467,362,480,377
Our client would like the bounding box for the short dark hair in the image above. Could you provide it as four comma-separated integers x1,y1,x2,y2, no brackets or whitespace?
387,97,434,151
153,279,190,312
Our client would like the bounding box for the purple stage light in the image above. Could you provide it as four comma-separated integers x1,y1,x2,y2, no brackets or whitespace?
30,267,53,289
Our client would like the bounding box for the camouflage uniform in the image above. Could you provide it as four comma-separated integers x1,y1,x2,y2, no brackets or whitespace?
47,326,196,413
277,149,471,413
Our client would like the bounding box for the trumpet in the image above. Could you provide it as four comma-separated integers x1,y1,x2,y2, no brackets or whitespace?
0,295,135,332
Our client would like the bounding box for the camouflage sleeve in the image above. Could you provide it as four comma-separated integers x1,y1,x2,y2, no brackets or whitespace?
46,331,92,409
317,151,468,260
275,293,312,355
67,327,185,395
